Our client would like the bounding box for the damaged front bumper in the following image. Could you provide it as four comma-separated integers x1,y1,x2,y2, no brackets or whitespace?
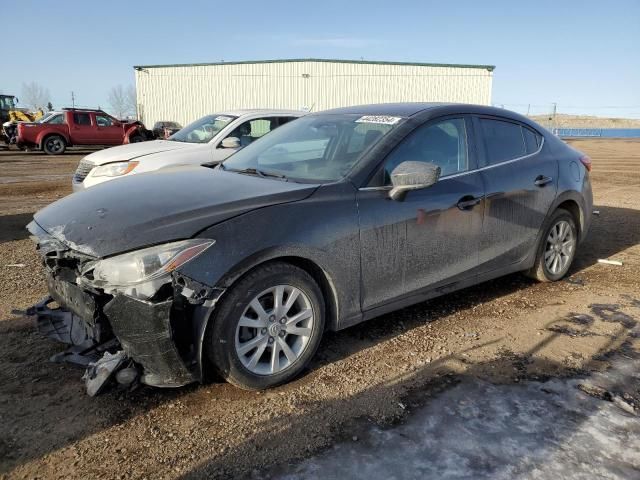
27,223,224,395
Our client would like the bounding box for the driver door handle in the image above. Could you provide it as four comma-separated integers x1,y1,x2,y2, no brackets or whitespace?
457,195,482,210
534,175,553,187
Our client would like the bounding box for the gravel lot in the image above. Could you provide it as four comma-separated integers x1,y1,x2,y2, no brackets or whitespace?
1,139,639,479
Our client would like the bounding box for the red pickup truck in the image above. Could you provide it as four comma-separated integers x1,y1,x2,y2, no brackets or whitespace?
16,108,152,155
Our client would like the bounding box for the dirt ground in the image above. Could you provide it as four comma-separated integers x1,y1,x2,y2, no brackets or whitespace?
0,139,639,479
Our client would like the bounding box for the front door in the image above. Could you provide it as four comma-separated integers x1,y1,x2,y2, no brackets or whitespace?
95,114,123,144
475,116,558,272
358,117,485,311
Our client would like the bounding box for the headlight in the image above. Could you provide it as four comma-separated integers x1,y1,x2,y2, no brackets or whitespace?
84,239,214,288
91,161,139,177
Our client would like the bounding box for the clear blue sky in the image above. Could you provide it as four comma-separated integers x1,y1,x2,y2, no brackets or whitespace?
7,0,640,118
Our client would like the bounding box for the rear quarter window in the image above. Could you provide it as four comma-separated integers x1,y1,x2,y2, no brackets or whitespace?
523,126,543,154
480,118,526,165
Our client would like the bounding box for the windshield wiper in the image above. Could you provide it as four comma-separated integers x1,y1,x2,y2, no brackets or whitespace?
223,166,288,181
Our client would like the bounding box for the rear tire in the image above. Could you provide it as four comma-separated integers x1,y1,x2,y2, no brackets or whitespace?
205,262,325,390
526,208,577,282
129,135,144,143
42,135,66,155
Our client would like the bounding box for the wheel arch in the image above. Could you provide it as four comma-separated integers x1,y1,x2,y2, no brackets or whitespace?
193,252,340,383
549,191,586,241
215,252,340,332
124,124,145,143
38,131,69,149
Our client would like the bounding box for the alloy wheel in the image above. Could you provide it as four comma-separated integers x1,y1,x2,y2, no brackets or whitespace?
544,220,575,275
46,137,64,153
235,285,314,376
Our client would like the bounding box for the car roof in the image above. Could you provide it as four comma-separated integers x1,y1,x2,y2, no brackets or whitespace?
312,102,531,122
221,109,307,117
315,102,455,117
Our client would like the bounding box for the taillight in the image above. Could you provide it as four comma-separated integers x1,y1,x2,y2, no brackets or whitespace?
579,155,592,172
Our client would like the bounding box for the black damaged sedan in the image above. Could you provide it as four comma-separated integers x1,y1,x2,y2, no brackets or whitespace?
27,103,593,394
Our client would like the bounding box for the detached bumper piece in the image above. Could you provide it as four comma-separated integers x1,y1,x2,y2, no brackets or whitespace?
28,296,129,395
29,288,198,395
28,296,115,366
29,296,95,348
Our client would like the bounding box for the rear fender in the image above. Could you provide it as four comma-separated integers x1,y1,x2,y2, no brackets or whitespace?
37,130,69,148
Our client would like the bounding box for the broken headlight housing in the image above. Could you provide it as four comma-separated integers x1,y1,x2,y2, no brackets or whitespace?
91,161,139,177
82,239,214,298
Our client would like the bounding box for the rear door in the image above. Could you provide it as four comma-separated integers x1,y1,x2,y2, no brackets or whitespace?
95,113,124,144
475,116,557,272
358,116,485,310
69,112,95,145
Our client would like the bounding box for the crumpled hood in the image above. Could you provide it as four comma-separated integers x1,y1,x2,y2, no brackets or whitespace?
34,166,318,258
83,140,204,165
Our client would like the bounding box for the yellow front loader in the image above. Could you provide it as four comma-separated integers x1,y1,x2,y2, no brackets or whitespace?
1,94,44,145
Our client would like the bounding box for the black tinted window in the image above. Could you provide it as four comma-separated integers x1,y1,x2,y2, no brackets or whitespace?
384,118,468,183
96,115,113,127
480,119,526,164
73,113,91,126
523,127,542,154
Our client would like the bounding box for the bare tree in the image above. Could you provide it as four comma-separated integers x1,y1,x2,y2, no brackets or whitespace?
108,84,137,119
21,82,51,110
126,85,137,119
107,85,128,119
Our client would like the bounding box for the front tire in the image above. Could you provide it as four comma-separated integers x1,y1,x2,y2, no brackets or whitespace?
526,208,577,282
206,262,325,390
128,135,144,143
42,135,66,155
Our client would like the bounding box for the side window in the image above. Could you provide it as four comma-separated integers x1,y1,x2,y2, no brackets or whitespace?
523,126,542,154
73,113,91,126
249,119,273,139
227,118,275,147
383,118,468,184
96,115,113,127
480,118,526,164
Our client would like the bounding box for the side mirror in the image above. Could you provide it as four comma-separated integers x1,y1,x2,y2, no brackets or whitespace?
389,161,441,201
221,137,240,149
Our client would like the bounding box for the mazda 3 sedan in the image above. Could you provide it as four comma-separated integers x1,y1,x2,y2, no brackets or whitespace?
27,103,592,393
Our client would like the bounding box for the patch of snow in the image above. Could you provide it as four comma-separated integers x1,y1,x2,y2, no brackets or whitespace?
264,356,640,479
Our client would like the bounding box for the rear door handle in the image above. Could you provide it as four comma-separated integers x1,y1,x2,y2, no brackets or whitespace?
457,195,482,210
534,175,553,187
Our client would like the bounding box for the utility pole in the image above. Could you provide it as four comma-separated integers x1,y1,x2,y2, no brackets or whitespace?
71,91,75,109
526,104,531,116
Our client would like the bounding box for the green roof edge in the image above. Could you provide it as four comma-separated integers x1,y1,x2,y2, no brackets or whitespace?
133,58,495,71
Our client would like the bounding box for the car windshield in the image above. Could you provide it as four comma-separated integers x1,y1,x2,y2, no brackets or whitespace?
221,114,400,183
168,114,236,143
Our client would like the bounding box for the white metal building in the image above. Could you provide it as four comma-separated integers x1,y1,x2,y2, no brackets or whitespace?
133,58,494,128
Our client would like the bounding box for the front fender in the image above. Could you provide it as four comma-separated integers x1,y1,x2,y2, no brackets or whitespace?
122,125,140,145
176,183,362,331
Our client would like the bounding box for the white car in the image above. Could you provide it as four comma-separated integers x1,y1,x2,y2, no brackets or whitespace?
72,109,304,191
